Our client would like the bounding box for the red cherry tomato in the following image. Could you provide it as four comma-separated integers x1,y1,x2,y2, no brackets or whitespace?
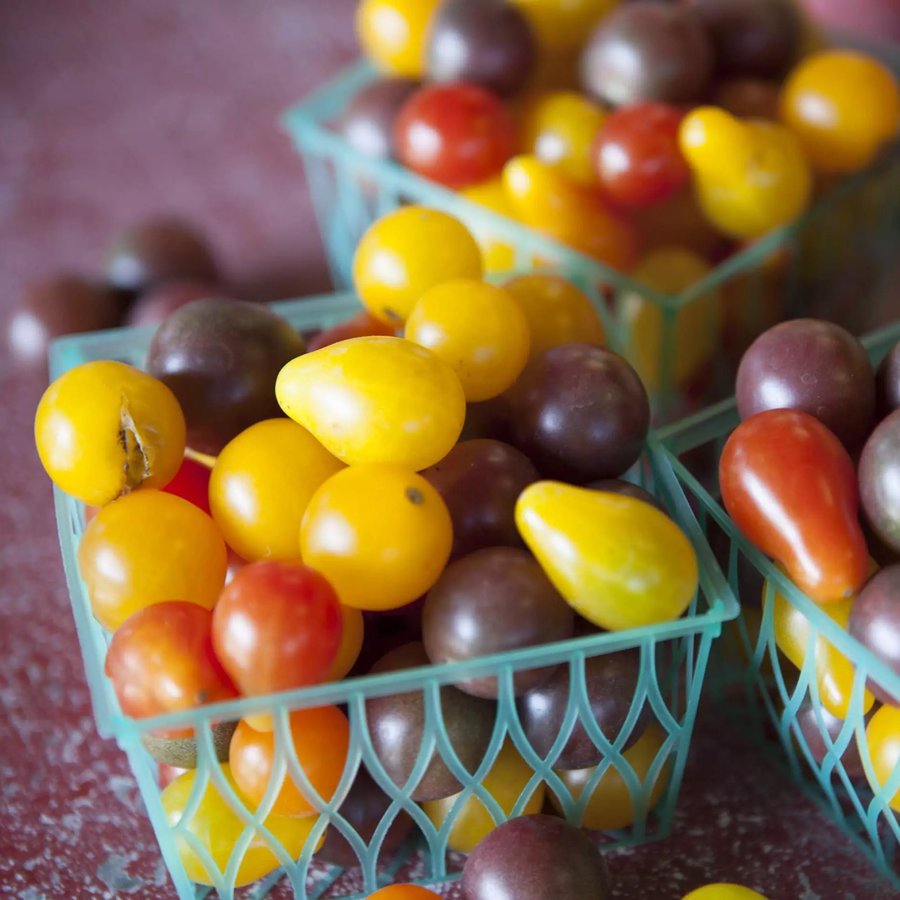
719,409,869,603
593,102,689,208
394,83,517,188
307,310,396,352
105,601,238,738
211,561,343,696
161,456,212,515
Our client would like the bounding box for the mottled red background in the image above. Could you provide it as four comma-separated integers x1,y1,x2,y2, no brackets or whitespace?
2,2,900,898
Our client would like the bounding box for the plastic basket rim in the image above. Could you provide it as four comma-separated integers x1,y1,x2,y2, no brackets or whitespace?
656,318,900,703
48,293,738,742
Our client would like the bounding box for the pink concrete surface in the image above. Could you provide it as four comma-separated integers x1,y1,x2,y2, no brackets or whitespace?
1,2,899,898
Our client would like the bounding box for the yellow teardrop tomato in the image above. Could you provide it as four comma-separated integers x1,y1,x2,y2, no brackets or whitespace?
353,207,483,325
682,886,769,900
552,724,669,830
276,336,466,471
864,705,900,811
459,178,518,274
504,273,605,361
161,765,322,888
35,360,186,506
405,279,530,402
620,248,721,392
301,464,452,611
516,483,698,631
355,0,441,77
422,741,544,853
209,419,344,563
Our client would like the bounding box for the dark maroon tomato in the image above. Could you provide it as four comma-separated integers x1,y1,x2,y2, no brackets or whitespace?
421,439,538,559
586,478,662,512
125,281,222,327
364,643,496,802
462,814,611,900
860,410,900,555
106,217,218,299
714,79,781,120
688,0,801,79
337,78,419,160
849,565,900,704
422,547,574,698
426,0,536,97
393,83,517,189
593,102,688,208
460,395,514,443
147,298,305,454
314,768,413,868
509,344,650,483
580,2,713,107
794,700,868,780
6,275,120,368
877,341,900,418
736,319,875,449
517,650,645,769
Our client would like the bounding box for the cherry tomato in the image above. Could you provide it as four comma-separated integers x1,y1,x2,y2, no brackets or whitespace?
459,177,518,274
503,274,605,361
405,280,530,401
353,207,483,326
212,561,342,695
276,336,466,471
519,90,607,184
510,0,620,56
78,490,227,630
516,483,698,631
208,419,344,563
503,155,639,270
356,0,441,77
368,887,441,899
780,50,900,174
719,410,869,603
300,465,452,611
864,705,900,812
553,724,669,830
105,602,236,738
230,707,350,817
162,456,212,514
161,765,321,887
422,741,545,854
35,360,186,506
593,103,689,208
307,310,395,351
632,185,723,259
682,886,769,900
394,83,517,189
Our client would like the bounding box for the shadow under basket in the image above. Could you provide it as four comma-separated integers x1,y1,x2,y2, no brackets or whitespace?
658,319,900,889
50,294,737,900
284,40,900,420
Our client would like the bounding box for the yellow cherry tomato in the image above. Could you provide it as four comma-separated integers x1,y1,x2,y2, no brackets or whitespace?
511,0,620,55
276,336,466,471
301,464,452,611
503,155,639,271
355,0,441,77
682,886,769,900
780,50,900,174
516,483,698,631
766,570,875,720
679,108,812,239
161,765,322,888
519,90,607,184
422,741,544,853
504,273,605,360
405,279,530,402
460,178,518,274
552,724,669,830
864,705,900,812
35,360,186,507
353,207,483,325
78,489,227,630
209,419,344,563
620,248,721,392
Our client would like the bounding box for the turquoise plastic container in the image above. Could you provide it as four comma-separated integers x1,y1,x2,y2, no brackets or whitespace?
284,43,900,417
657,320,900,887
51,294,737,899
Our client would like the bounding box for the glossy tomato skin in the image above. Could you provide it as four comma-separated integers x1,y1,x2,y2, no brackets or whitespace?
859,410,900,555
719,409,869,602
849,565,900,704
211,561,342,695
337,78,419,161
395,83,517,188
162,456,212,514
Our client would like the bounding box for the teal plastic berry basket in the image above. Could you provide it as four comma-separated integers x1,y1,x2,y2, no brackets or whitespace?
284,37,900,418
50,293,737,900
656,319,900,887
